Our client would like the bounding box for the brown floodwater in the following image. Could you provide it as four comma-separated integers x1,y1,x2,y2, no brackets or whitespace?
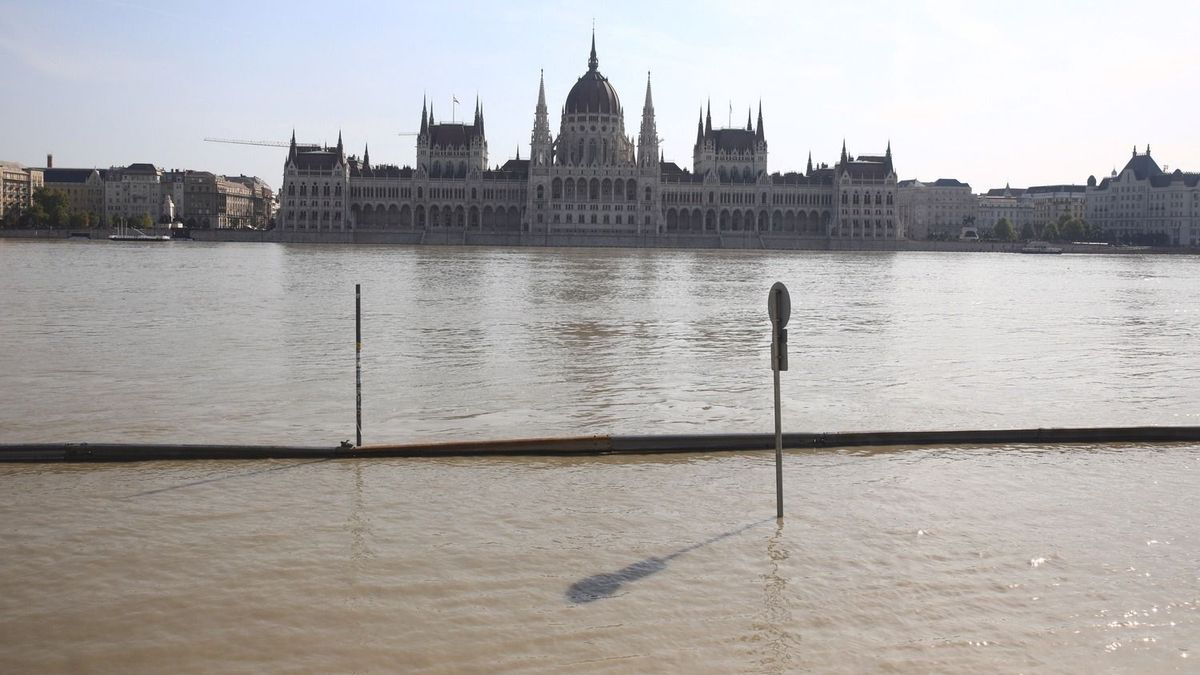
1,241,1199,671
1,447,1197,672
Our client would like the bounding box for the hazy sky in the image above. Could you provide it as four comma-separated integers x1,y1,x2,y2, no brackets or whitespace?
3,0,1197,192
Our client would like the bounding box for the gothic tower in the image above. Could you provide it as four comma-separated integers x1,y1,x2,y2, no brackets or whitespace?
637,72,658,170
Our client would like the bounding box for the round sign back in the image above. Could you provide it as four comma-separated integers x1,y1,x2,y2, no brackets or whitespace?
768,282,791,327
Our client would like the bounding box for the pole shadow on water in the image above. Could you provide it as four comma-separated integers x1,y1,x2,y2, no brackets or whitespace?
566,518,774,604
126,458,331,498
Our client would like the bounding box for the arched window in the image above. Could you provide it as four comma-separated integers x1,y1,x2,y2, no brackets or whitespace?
644,186,651,202
417,187,423,199
551,178,562,199
288,184,295,196
536,184,545,200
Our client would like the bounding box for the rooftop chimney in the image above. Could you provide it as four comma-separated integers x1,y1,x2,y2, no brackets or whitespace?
46,154,53,168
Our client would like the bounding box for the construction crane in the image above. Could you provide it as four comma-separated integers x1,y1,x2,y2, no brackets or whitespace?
204,137,304,148
205,133,419,148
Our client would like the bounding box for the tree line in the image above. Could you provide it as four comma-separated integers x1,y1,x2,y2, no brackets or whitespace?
1,188,155,230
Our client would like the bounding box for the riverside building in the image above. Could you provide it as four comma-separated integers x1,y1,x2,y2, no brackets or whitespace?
277,35,900,240
1086,146,1200,246
0,161,43,218
896,178,976,239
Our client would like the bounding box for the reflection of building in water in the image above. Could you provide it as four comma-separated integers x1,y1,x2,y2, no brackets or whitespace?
278,33,901,240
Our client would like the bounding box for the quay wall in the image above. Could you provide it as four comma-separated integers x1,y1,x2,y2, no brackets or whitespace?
1,228,1193,255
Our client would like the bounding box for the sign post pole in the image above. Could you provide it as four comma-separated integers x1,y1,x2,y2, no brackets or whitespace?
356,283,362,448
768,282,791,519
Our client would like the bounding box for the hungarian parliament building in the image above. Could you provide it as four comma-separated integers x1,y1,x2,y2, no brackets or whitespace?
277,36,899,239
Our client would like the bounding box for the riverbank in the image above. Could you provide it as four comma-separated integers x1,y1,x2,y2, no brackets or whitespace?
0,227,1190,254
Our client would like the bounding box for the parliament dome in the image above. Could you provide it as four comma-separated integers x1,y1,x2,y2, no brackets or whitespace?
564,35,621,115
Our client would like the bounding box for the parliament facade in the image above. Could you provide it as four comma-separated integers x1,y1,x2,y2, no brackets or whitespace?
277,36,900,240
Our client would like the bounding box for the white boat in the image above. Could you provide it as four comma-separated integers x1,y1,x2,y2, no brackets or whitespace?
1020,241,1062,254
109,222,171,241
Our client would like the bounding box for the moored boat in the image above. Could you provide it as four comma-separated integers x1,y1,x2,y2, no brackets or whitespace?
1020,241,1062,254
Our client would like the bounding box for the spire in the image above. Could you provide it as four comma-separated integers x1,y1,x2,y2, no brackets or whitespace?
884,140,893,173
288,129,297,162
1146,143,1151,156
363,143,370,170
746,108,752,131
638,71,659,168
478,102,485,136
336,130,343,158
696,107,704,146
705,99,712,135
537,69,547,110
756,101,765,142
1132,145,1137,157
473,96,481,130
429,102,434,126
419,96,428,136
806,151,813,175
588,29,598,71
840,139,848,164
516,146,520,161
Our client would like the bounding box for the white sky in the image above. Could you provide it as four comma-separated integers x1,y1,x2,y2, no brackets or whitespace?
2,0,1197,191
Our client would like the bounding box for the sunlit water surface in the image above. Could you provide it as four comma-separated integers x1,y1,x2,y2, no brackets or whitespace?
1,241,1199,671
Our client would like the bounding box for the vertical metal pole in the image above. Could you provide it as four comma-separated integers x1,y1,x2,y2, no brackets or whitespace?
773,297,783,519
355,283,362,448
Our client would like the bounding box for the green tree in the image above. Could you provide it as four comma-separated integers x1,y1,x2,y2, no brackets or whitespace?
1061,217,1085,241
19,202,49,228
68,212,88,229
1020,222,1035,240
1,205,22,229
1041,221,1061,241
993,217,1015,241
31,188,70,229
132,213,153,229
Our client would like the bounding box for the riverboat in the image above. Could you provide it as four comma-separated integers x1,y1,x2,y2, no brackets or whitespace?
109,223,171,241
1020,241,1063,254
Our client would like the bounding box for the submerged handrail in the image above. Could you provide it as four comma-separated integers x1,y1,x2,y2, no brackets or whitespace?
2,426,1200,462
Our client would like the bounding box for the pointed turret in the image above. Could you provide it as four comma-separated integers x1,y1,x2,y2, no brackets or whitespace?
746,108,752,132
419,96,428,136
695,107,704,146
429,102,434,126
884,140,893,173
588,29,599,71
638,71,659,168
363,143,370,170
336,130,344,160
705,100,712,135
756,101,765,143
288,129,297,163
806,151,813,175
1146,144,1151,156
840,139,848,165
530,69,552,167
478,103,485,136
